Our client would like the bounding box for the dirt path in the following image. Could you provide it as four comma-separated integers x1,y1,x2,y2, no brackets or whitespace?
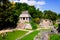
0,29,14,34
0,29,32,34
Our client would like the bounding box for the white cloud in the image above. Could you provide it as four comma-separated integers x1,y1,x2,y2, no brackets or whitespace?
19,0,36,6
13,0,46,6
27,0,36,6
35,1,46,11
37,1,46,5
20,0,28,3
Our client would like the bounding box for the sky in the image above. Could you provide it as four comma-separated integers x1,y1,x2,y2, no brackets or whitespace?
9,0,60,14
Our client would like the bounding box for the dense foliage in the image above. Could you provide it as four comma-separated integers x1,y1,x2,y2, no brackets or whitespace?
0,0,19,30
0,0,60,30
30,21,37,30
43,10,57,21
58,14,60,19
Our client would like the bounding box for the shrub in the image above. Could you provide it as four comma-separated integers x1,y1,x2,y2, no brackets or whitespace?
33,18,40,24
54,23,58,28
30,21,37,30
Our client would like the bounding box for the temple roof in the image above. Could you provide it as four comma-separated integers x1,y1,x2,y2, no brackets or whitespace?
19,11,31,17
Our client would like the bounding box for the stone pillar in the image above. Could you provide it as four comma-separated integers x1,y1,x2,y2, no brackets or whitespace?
28,18,29,22
22,17,23,20
25,17,26,20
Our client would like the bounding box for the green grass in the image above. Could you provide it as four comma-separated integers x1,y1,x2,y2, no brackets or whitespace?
21,30,40,40
50,34,60,40
0,30,27,40
0,35,2,40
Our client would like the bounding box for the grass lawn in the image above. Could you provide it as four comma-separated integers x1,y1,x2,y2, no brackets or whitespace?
50,34,60,40
20,30,40,40
0,30,27,40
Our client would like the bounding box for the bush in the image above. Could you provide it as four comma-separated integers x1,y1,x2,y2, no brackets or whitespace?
54,23,58,28
33,18,40,24
30,21,37,30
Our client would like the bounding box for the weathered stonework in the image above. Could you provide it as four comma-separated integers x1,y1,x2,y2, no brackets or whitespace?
17,11,32,29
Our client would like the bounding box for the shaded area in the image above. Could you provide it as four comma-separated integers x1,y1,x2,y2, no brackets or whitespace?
57,24,60,33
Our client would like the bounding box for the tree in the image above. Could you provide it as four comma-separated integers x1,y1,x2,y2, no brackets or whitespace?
43,10,57,21
0,0,18,30
0,0,11,29
36,9,43,18
33,18,40,24
28,6,36,18
58,14,60,19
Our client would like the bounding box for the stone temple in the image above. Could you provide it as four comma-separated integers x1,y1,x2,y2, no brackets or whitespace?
19,11,31,23
17,11,32,29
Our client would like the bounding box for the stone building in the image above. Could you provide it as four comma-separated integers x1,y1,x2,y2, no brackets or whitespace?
19,11,31,23
40,19,53,28
17,11,32,29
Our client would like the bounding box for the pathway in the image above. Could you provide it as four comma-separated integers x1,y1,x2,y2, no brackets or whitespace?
0,29,14,34
0,28,33,34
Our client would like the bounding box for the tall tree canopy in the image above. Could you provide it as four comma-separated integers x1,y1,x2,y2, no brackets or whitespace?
0,0,18,29
58,14,60,19
43,10,58,21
